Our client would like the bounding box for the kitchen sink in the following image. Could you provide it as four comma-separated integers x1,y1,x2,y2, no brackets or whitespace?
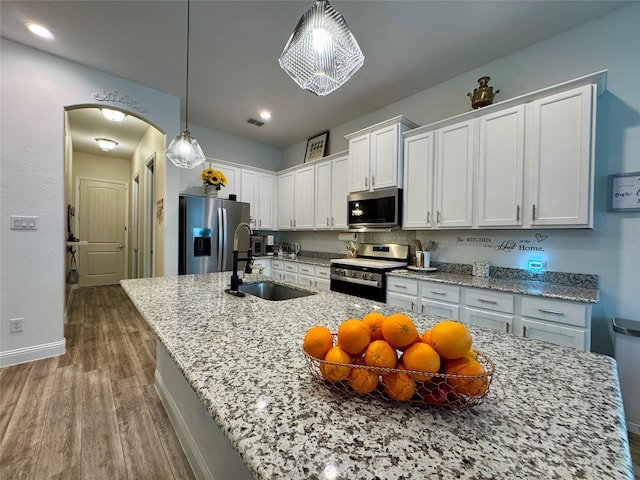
238,281,317,301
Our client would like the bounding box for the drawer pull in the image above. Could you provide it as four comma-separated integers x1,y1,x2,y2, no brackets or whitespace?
393,284,408,289
411,302,414,310
538,309,565,316
523,325,528,337
430,291,447,296
477,299,498,304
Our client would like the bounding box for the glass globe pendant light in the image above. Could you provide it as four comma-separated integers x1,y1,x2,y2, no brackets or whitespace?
278,0,364,96
166,0,206,169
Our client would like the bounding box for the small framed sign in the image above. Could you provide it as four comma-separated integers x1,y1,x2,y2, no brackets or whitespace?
609,172,640,212
304,130,329,163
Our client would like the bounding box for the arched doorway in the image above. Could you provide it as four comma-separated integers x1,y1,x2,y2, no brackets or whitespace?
64,105,165,296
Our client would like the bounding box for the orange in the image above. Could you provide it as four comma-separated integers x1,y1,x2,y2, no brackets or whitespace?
444,357,488,396
381,313,419,349
320,346,352,382
303,326,333,359
348,357,379,394
420,329,433,347
363,340,397,369
362,312,386,341
401,342,441,381
429,320,473,360
337,319,371,355
382,364,416,402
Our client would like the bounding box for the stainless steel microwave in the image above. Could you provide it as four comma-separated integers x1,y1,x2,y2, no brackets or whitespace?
347,188,402,230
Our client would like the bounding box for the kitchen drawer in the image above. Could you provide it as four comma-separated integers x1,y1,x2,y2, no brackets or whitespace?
272,259,284,270
387,291,418,312
420,282,461,303
521,318,586,351
464,307,513,334
521,297,588,328
387,277,419,295
284,262,298,273
283,272,298,284
298,264,314,276
420,299,460,321
466,288,514,314
315,278,330,291
314,266,331,280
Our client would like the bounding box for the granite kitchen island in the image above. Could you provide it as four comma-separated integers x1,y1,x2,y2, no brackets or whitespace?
121,273,633,480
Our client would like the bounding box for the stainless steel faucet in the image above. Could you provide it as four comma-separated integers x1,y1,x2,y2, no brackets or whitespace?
226,222,254,296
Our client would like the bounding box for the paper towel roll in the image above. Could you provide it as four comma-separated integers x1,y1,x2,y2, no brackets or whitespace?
266,235,275,246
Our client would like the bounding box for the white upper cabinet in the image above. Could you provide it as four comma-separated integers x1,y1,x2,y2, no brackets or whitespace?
525,84,595,227
315,153,349,229
216,164,240,200
476,105,525,227
241,169,275,230
403,131,435,229
294,166,315,229
346,116,418,193
277,172,295,230
434,119,476,228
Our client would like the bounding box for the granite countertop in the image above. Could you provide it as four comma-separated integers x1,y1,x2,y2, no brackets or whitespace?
388,269,600,304
267,255,333,267
121,273,632,480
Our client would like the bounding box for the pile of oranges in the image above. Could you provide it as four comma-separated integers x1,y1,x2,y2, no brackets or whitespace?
303,312,490,405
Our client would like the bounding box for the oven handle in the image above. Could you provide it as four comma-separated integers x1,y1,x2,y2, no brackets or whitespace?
330,274,381,288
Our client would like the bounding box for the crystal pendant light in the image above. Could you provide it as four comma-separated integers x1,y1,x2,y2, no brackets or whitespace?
166,0,206,169
278,0,364,96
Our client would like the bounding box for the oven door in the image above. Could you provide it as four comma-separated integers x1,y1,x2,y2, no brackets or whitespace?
330,274,386,303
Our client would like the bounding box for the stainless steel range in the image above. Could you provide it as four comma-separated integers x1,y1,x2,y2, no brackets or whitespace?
330,244,409,302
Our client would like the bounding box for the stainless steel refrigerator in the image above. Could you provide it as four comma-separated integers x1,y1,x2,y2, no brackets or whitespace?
179,194,251,274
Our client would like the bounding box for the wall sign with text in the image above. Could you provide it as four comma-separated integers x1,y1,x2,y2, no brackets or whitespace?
609,172,640,212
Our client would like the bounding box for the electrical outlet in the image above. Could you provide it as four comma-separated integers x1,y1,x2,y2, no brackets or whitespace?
9,318,23,333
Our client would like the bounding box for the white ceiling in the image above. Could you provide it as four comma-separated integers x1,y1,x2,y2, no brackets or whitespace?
1,0,630,157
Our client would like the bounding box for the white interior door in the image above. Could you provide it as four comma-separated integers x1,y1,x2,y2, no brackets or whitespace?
77,178,128,286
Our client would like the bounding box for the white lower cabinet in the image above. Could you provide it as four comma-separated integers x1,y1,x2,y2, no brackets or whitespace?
251,258,271,277
519,296,590,351
297,264,315,288
463,288,514,334
420,282,461,321
271,259,284,281
314,266,331,291
385,276,591,351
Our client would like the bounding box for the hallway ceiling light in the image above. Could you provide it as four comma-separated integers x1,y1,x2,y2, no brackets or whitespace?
101,108,127,122
278,0,364,96
166,0,206,169
26,22,54,40
95,138,118,151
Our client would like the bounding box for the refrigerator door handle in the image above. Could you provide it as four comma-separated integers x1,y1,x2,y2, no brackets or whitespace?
217,207,225,269
221,207,228,268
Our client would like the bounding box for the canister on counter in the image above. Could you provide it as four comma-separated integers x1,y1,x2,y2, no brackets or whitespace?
473,261,491,277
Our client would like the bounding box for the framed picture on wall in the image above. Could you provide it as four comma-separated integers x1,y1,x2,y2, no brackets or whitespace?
609,172,640,212
303,131,329,163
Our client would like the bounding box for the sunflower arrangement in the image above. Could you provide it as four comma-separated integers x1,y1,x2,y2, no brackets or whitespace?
201,168,227,190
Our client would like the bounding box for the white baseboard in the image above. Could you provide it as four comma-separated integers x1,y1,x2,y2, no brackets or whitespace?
0,338,66,367
627,420,639,436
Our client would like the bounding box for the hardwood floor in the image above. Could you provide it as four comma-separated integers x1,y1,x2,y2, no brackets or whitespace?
0,285,194,480
1,286,639,479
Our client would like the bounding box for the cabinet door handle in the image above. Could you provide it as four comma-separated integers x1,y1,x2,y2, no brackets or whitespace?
421,304,424,313
437,211,441,224
538,309,565,316
331,217,334,226
516,205,520,222
290,219,293,227
411,301,414,310
478,299,498,304
427,211,431,224
326,217,330,226
505,323,510,333
365,176,368,188
371,175,375,186
523,325,528,337
532,204,536,221
294,219,297,227
259,219,262,228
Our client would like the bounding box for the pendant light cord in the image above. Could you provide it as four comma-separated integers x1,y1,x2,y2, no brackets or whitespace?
185,0,191,131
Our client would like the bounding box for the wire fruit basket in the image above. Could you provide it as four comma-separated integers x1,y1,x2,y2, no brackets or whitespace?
303,348,495,411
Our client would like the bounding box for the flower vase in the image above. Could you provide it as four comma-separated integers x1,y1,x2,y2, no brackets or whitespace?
204,184,218,197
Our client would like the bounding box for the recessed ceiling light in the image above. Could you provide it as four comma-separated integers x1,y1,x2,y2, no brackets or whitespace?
101,108,127,122
26,22,54,40
259,110,272,120
95,138,118,151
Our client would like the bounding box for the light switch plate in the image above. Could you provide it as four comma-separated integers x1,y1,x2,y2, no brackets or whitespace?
10,215,38,230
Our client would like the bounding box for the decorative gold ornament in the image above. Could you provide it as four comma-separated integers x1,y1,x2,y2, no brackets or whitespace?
467,76,499,109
